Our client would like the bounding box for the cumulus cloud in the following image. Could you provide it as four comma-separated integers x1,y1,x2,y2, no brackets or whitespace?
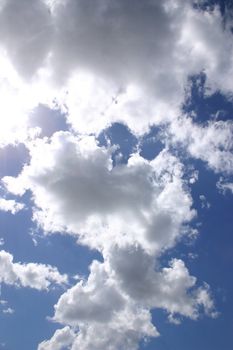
3,132,216,348
38,326,75,350
0,1,228,348
3,131,195,254
0,0,232,139
0,48,57,147
0,197,24,214
42,246,214,350
0,250,68,290
52,258,159,350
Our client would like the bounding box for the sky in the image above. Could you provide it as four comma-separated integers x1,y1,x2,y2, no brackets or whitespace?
0,0,232,349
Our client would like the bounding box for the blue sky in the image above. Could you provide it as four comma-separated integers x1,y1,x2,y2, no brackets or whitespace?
0,0,232,349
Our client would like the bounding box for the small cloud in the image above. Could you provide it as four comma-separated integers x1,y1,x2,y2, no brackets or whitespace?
217,178,233,195
189,170,199,184
0,250,68,291
2,307,14,315
168,314,181,325
199,195,211,209
0,198,25,214
188,252,198,260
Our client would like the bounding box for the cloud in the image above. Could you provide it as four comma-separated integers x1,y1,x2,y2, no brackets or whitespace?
54,260,125,325
0,0,232,139
0,250,68,290
217,178,233,194
0,0,53,79
0,197,24,214
45,0,233,135
2,307,14,314
3,132,216,348
3,131,195,254
47,246,214,350
168,117,233,174
0,49,57,147
199,195,211,209
38,326,75,350
0,1,228,348
53,259,158,350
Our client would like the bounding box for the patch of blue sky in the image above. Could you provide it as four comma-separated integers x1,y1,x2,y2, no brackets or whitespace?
183,72,233,123
139,126,165,161
0,143,29,178
29,104,69,138
193,0,233,15
98,122,165,166
98,122,138,166
0,285,62,350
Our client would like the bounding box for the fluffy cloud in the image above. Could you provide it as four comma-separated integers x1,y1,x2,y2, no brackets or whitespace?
168,117,233,174
0,0,232,139
0,1,228,348
0,47,58,147
0,197,24,214
3,131,195,254
44,0,233,136
38,326,75,350
0,250,68,290
0,0,53,79
52,258,158,350
42,246,214,350
3,132,216,348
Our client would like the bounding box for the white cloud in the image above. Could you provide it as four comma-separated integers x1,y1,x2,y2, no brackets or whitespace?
3,132,195,254
45,0,233,136
38,326,75,350
168,117,233,174
0,1,227,348
2,307,14,314
3,132,216,349
47,247,215,350
105,246,214,319
0,49,53,147
0,197,24,214
0,0,232,140
52,258,158,350
199,195,211,209
217,178,233,194
0,0,53,79
0,250,68,290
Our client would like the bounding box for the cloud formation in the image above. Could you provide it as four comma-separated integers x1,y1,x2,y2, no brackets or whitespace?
0,197,24,214
0,0,232,140
0,250,68,290
38,326,75,350
3,132,216,348
3,131,195,254
0,0,231,348
168,117,233,174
